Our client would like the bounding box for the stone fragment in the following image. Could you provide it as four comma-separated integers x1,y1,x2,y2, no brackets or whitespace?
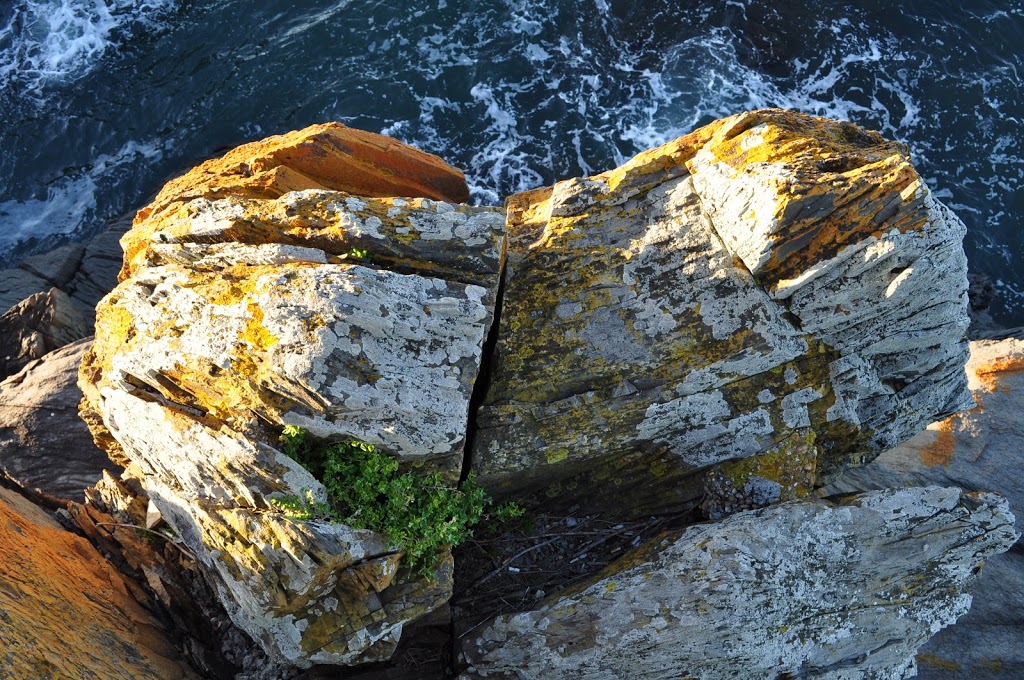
473,109,971,516
461,487,1018,680
0,339,118,501
0,485,195,679
826,335,1024,679
0,287,92,380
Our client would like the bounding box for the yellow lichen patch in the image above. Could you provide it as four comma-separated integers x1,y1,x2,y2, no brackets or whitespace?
594,117,726,197
718,430,818,494
688,109,928,288
919,417,958,468
702,430,818,517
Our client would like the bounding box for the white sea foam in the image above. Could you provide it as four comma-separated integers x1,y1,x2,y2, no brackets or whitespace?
0,0,176,99
0,138,164,253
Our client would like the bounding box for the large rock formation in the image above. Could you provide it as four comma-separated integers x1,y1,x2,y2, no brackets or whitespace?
79,125,504,667
460,487,1018,679
827,334,1024,678
0,484,194,679
67,110,1008,677
473,109,972,516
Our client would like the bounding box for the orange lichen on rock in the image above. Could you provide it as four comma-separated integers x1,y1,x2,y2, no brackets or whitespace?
973,354,1024,393
0,488,193,679
122,122,469,280
919,417,958,468
687,109,926,289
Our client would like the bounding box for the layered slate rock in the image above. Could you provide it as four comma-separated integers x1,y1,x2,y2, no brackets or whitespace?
473,109,972,516
827,334,1024,678
0,339,117,501
0,485,194,679
460,486,1019,680
0,288,91,380
79,129,504,667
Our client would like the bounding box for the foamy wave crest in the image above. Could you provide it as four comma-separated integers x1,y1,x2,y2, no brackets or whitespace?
0,0,176,99
0,139,164,255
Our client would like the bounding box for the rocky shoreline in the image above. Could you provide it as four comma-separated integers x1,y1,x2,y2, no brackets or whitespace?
1,110,1021,679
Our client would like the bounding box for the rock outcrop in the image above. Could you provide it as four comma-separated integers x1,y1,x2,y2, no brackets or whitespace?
461,487,1018,680
79,125,504,667
0,338,118,501
827,334,1024,678
0,484,195,679
63,110,1008,677
473,109,972,516
0,287,91,380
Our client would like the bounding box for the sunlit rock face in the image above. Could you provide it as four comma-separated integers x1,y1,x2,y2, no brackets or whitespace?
472,109,972,517
79,124,504,667
76,110,983,672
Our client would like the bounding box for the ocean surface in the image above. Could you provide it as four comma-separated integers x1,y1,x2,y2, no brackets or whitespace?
1,0,1022,323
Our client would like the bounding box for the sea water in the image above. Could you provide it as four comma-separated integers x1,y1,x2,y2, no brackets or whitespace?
1,0,1021,323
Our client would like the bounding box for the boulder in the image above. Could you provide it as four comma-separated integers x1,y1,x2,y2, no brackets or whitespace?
73,112,991,674
79,128,504,667
472,109,972,517
0,338,118,501
460,487,1019,680
0,484,195,679
826,335,1024,678
0,288,92,380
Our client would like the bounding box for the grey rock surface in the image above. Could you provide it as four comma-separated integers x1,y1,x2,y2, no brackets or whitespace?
19,243,86,288
0,288,92,380
0,267,50,315
460,486,1018,680
0,338,120,501
825,336,1024,678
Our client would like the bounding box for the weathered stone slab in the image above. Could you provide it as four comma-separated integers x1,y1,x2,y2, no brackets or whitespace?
85,195,504,464
472,109,971,515
124,122,471,280
826,335,1024,679
0,338,117,501
460,487,1018,680
0,485,195,679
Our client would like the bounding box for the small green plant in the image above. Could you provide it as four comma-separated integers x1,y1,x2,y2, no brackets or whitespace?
347,246,371,261
273,425,524,577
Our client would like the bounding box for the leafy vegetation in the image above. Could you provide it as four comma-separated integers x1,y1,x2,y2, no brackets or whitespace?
272,425,524,576
347,246,371,261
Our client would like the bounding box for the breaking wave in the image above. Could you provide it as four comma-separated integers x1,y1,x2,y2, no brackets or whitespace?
0,0,176,100
0,0,1021,322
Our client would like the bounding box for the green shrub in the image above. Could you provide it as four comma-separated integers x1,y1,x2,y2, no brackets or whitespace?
272,425,523,577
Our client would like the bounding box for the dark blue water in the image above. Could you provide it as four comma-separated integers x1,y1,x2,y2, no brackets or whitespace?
1,0,1022,323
